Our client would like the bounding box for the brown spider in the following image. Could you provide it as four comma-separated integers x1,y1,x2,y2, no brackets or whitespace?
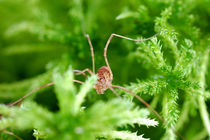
3,31,187,140
8,32,162,121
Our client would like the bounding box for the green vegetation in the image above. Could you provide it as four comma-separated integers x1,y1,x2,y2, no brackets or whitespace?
0,0,209,139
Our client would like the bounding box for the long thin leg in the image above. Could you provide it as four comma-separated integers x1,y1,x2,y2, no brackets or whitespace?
104,31,161,69
7,82,54,107
108,87,121,98
73,70,88,77
7,79,84,107
74,68,94,76
85,34,95,74
2,130,22,140
111,84,163,121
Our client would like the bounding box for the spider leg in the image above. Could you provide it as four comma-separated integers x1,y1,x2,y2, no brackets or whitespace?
73,70,88,77
108,87,121,98
7,79,84,107
7,82,54,107
85,34,95,74
104,31,161,69
2,130,22,140
73,69,94,77
111,84,163,122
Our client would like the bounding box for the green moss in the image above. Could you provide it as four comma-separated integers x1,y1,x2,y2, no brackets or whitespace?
0,0,209,139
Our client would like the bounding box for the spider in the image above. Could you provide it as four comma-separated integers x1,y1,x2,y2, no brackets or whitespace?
8,31,162,121
3,31,186,140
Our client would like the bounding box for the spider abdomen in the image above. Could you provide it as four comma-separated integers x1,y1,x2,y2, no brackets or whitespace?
95,66,113,94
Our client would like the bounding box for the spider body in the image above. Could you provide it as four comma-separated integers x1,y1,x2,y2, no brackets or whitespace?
95,66,113,94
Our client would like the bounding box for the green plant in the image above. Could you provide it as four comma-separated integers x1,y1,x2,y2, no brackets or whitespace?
0,67,158,140
0,0,209,139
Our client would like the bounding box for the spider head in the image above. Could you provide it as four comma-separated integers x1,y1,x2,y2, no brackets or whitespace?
95,66,113,94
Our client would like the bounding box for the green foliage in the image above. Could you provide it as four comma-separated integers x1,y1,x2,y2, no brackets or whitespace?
0,67,158,140
0,0,209,139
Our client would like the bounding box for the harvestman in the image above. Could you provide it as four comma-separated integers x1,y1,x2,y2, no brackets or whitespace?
3,31,187,140
8,32,162,121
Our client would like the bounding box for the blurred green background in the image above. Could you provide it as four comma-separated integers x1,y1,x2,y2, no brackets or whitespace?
0,0,209,139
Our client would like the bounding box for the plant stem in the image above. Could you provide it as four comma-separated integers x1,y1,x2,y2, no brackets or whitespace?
198,49,210,137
